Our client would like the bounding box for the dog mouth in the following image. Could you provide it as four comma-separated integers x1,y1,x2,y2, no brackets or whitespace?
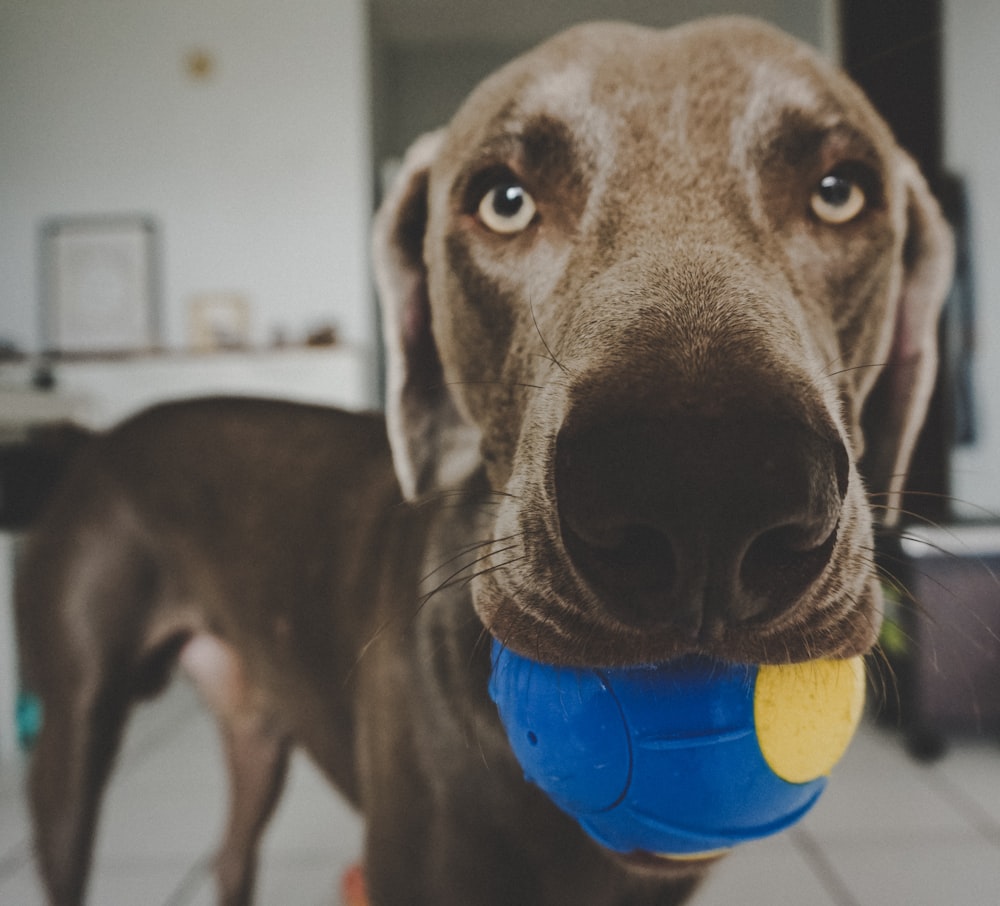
474,560,881,668
473,415,879,669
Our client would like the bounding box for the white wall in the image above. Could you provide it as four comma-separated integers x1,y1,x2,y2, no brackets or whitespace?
371,0,832,48
0,0,373,354
373,1,834,163
943,0,1000,515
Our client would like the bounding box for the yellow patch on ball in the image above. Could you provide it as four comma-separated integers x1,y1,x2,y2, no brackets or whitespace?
754,657,865,784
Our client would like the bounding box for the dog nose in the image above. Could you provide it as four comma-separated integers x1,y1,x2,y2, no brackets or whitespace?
554,414,849,636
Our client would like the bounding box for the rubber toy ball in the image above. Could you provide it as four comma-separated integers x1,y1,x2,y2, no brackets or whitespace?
489,641,864,859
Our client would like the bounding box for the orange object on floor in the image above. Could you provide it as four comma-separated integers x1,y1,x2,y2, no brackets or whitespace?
341,863,369,906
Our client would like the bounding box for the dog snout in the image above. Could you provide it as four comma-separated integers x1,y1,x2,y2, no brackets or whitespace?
554,412,849,639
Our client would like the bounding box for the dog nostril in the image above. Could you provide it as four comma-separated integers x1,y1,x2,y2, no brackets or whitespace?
833,437,850,501
583,524,676,584
561,519,678,624
554,415,681,628
739,522,839,621
555,414,847,633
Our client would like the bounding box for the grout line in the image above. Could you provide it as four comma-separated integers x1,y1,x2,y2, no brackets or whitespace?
924,767,1000,849
117,681,206,781
0,840,30,884
162,852,213,906
789,826,864,906
0,831,30,872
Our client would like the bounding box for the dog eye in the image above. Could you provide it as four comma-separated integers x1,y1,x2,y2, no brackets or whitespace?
810,173,866,224
477,182,538,234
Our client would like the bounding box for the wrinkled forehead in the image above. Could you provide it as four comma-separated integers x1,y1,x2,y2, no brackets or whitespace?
433,19,893,184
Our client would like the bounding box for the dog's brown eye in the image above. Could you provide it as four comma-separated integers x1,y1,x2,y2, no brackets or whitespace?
478,183,537,234
810,174,866,224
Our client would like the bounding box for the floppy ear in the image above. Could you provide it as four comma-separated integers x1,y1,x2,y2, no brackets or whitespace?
372,131,482,500
861,155,955,526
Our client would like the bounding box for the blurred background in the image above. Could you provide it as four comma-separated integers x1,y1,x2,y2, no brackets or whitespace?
1,0,997,511
1,1,998,904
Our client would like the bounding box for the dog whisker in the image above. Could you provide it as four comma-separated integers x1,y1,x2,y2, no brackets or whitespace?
350,547,528,681
863,540,1000,688
446,378,547,392
528,296,575,379
421,534,520,584
419,553,528,621
870,490,1000,523
471,622,497,668
421,546,524,604
825,360,890,379
401,487,521,510
344,616,396,685
865,640,903,722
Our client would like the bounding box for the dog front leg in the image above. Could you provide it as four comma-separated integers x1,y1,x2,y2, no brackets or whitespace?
363,819,541,906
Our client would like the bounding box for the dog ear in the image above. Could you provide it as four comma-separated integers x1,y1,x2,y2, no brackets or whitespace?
372,131,482,500
861,155,955,526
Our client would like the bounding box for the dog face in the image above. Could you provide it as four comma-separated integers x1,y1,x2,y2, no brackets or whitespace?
374,18,953,667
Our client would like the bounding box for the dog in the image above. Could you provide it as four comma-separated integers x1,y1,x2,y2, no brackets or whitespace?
17,16,953,906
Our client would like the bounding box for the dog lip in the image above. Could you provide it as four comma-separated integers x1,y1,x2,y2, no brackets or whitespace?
486,605,863,668
612,848,728,876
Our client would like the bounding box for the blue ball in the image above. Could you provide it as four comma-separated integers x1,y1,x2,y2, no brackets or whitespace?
488,642,850,858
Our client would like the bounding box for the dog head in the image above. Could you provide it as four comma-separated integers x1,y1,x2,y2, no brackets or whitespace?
374,18,953,667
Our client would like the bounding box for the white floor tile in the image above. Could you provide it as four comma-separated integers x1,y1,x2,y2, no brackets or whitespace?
89,857,206,906
178,754,362,905
94,709,227,863
802,720,975,842
0,852,204,906
931,736,1000,835
0,857,56,906
3,678,997,906
0,773,31,863
255,853,351,906
264,752,363,857
695,834,840,905
183,852,347,906
116,678,206,767
824,837,1000,906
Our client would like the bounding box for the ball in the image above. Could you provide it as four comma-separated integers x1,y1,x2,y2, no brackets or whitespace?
488,641,864,858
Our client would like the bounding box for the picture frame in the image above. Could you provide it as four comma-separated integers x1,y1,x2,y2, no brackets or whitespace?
188,292,252,351
40,215,161,356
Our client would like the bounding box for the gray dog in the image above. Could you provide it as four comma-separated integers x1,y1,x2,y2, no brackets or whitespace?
18,17,952,906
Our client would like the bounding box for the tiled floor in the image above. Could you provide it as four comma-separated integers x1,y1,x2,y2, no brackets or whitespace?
1,678,997,905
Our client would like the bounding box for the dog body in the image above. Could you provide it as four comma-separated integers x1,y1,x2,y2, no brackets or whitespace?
19,397,651,904
17,400,399,903
18,17,952,906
